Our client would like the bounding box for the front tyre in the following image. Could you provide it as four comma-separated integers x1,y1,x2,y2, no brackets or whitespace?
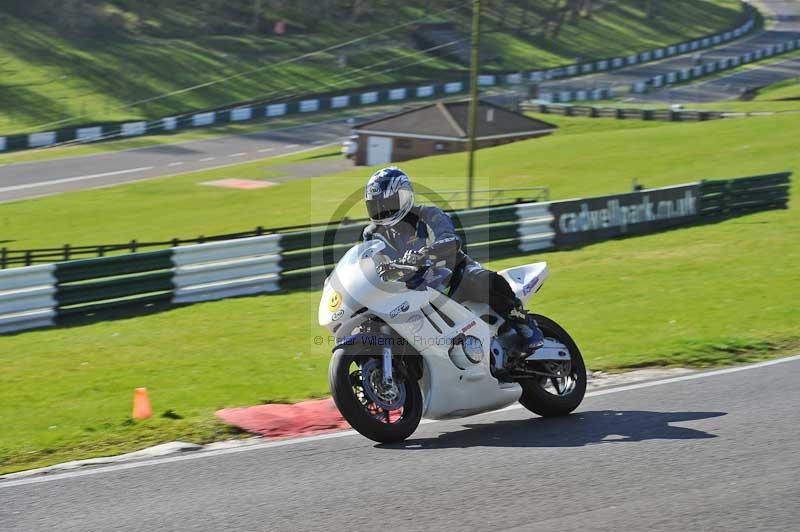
329,348,423,443
518,314,587,417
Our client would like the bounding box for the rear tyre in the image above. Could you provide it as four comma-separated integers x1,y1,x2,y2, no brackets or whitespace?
329,348,423,443
518,314,587,417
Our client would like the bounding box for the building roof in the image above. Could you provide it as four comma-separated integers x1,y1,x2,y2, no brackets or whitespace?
354,100,556,141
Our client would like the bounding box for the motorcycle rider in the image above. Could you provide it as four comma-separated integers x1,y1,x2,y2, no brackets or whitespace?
362,167,544,361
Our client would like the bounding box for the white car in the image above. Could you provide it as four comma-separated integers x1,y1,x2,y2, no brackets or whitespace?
341,135,358,159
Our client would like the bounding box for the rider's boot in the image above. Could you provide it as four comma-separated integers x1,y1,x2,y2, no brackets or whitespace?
505,298,544,363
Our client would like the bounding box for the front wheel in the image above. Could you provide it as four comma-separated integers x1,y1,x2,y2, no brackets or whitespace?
518,314,587,417
329,349,423,443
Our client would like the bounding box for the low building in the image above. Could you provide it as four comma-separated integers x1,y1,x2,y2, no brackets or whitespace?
352,100,557,166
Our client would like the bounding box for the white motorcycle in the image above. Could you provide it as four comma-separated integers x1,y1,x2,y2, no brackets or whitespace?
319,239,586,443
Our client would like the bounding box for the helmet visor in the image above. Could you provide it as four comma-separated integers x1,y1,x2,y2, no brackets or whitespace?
365,195,401,223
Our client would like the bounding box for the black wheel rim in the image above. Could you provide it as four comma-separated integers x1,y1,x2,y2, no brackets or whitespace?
348,359,409,424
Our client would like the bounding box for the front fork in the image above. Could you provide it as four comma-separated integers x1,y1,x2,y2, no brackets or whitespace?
380,325,394,386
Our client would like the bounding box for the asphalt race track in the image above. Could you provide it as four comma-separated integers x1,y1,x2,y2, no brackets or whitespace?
0,117,355,203
541,0,800,100
2,356,798,532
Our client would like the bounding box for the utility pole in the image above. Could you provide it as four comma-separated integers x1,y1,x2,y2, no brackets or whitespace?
466,0,482,209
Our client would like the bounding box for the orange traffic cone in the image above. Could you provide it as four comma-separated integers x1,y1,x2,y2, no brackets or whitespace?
132,387,152,420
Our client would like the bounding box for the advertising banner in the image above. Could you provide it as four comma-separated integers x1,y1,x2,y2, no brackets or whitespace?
549,184,700,246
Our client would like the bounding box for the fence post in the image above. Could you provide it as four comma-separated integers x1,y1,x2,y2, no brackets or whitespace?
172,238,179,247
25,250,32,266
130,239,138,253
63,244,71,261
0,247,6,269
98,245,105,257
256,226,264,236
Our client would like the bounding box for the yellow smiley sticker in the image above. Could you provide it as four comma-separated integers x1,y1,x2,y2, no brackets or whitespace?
327,291,342,312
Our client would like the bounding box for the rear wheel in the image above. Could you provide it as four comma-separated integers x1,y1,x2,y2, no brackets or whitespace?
518,314,587,417
329,348,423,443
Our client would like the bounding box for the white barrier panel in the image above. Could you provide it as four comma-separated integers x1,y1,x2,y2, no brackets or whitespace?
730,57,741,67
388,88,407,100
667,46,677,55
652,75,663,88
122,121,147,137
626,55,638,65
0,137,5,151
692,66,703,77
506,73,522,84
743,52,752,62
163,117,177,131
733,28,742,37
478,75,495,86
723,31,732,40
753,50,763,60
559,91,572,102
764,46,774,57
576,90,587,101
516,203,555,253
632,82,646,94
76,126,102,141
612,58,624,68
640,51,651,62
788,41,796,51
653,49,663,59
667,72,678,83
702,38,710,47
713,35,721,44
172,235,283,304
416,85,434,98
443,82,462,94
529,71,544,82
192,112,215,127
679,43,688,53
299,99,319,113
538,92,553,103
681,69,692,81
566,65,578,75
172,235,282,266
580,64,592,74
360,91,379,104
29,132,56,148
266,103,287,117
776,43,785,53
331,95,349,108
0,264,57,334
690,40,699,50
597,60,608,71
231,107,252,121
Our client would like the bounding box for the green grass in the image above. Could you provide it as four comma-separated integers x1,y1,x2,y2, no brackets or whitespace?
1,110,797,251
0,0,742,134
1,109,798,474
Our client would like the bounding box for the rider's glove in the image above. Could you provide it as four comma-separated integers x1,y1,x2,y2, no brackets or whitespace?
399,249,426,267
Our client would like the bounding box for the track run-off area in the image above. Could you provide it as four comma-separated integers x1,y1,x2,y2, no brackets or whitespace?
2,355,798,532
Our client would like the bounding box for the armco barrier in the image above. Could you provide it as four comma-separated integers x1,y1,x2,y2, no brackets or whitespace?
0,264,57,333
0,173,789,334
0,2,757,153
524,103,724,122
634,35,800,94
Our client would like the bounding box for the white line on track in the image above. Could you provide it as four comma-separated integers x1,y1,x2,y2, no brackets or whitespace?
228,152,247,158
285,144,299,148
199,157,216,162
0,167,154,193
167,161,184,167
2,355,797,489
257,148,274,153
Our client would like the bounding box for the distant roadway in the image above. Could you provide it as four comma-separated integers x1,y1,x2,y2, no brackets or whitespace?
541,0,800,101
2,356,799,532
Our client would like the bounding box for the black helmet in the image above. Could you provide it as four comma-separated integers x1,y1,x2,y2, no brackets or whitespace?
364,167,415,226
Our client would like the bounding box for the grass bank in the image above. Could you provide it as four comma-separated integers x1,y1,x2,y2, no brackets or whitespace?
0,0,742,134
